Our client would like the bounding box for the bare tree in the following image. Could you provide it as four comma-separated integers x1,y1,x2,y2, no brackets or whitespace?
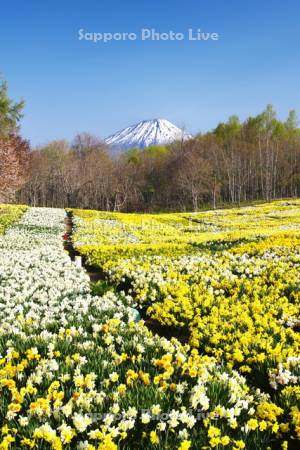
0,134,29,202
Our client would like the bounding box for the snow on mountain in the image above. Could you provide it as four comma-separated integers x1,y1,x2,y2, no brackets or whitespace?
104,119,192,151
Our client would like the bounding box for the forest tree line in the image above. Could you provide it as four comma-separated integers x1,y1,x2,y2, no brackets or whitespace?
18,105,300,211
1,81,300,211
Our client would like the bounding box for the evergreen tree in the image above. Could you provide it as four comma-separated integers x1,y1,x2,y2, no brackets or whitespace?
0,80,24,136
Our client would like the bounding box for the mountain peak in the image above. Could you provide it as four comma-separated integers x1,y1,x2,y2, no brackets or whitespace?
104,119,192,152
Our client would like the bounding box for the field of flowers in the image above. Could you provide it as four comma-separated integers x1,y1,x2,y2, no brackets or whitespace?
71,200,300,448
0,204,298,449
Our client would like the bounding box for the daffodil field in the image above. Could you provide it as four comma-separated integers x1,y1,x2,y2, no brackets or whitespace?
0,205,27,235
0,203,299,449
71,200,300,448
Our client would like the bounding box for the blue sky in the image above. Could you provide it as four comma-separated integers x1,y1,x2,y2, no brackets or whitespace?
1,0,300,145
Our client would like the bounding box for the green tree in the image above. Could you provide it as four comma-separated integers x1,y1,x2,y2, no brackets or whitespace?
214,115,241,142
0,80,24,136
144,145,169,157
124,147,141,165
285,110,300,136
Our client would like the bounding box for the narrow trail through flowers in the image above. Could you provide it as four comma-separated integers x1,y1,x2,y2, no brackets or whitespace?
63,211,188,343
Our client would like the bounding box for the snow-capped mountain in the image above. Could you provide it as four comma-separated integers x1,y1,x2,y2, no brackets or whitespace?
105,119,192,151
